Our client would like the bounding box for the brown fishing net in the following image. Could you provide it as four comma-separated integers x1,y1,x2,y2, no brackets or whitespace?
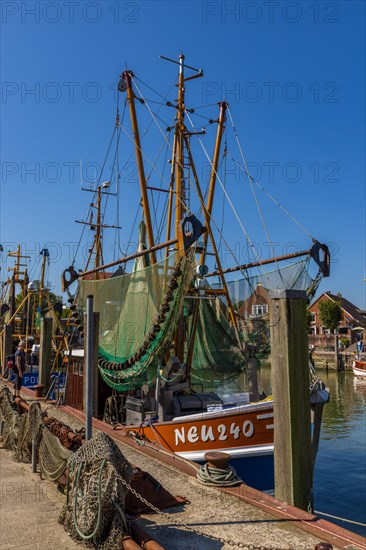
0,384,42,462
59,432,133,548
0,386,134,548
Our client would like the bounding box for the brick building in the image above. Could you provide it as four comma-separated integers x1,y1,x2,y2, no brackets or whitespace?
237,283,269,319
308,291,366,348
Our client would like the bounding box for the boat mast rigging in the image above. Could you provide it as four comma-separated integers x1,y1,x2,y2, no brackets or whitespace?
75,184,121,278
122,70,157,265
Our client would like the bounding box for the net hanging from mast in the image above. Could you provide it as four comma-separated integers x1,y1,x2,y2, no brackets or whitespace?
188,256,320,385
78,250,194,391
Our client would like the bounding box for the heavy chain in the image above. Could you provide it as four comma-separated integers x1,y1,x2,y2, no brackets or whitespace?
116,473,314,550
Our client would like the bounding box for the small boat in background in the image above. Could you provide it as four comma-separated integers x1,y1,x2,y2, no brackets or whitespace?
352,328,366,376
353,360,366,377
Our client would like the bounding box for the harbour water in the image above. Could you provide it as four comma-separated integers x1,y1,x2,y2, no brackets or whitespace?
255,366,366,537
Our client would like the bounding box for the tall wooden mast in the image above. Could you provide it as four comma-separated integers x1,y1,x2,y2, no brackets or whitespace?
184,137,242,348
122,70,157,265
165,133,177,259
94,186,103,270
175,54,185,235
39,248,49,310
8,245,30,301
76,183,120,278
200,101,227,265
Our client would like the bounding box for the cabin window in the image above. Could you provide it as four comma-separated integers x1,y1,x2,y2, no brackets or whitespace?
72,359,83,376
252,304,268,316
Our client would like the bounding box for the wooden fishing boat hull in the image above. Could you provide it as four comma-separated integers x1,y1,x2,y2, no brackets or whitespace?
129,400,275,488
353,360,366,377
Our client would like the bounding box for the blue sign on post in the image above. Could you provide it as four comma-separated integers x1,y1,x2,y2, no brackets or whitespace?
10,372,39,388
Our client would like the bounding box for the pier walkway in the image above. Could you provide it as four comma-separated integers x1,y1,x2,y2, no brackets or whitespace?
0,448,81,550
1,391,365,550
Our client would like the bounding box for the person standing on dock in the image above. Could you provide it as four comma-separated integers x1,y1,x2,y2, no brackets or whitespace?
13,340,26,399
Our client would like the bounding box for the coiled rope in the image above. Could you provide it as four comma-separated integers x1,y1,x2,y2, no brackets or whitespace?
196,463,243,487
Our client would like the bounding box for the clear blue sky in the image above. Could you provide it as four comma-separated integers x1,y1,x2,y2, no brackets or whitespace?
1,0,365,307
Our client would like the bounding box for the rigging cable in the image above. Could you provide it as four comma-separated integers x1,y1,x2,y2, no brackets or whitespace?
129,77,190,217
227,107,286,288
184,110,272,288
152,135,172,244
225,153,314,240
71,124,118,267
134,75,175,102
113,76,177,258
218,143,227,260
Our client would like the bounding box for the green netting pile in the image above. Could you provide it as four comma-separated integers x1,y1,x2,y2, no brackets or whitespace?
78,250,195,390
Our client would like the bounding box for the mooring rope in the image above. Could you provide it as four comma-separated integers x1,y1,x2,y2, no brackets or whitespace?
196,463,243,487
314,509,366,528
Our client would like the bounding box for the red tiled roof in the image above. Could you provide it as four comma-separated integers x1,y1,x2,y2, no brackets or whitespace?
311,292,366,325
81,272,114,281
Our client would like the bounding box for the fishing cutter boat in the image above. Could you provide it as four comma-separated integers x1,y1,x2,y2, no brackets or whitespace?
0,246,65,389
60,55,330,487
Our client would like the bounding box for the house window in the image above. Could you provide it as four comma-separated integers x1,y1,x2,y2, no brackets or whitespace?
252,304,268,316
310,313,316,323
309,327,317,335
322,327,331,335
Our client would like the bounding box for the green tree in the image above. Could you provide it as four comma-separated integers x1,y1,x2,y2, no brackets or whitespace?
307,310,313,330
15,281,63,324
318,299,343,370
16,280,62,308
318,300,343,332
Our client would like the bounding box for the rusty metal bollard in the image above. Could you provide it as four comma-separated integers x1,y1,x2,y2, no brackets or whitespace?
130,521,165,550
121,534,143,549
33,384,45,398
203,451,232,470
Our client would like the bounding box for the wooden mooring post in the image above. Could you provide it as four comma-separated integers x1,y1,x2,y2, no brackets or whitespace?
83,296,99,439
39,317,53,392
247,345,260,402
269,289,313,512
2,324,13,376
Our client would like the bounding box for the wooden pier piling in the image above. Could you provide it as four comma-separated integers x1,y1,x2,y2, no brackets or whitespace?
269,289,313,512
247,345,260,402
83,301,99,431
2,324,13,375
39,317,53,392
85,295,94,440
